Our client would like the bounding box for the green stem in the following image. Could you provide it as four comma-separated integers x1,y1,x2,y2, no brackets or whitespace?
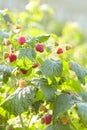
19,114,25,130
69,118,78,130
67,111,78,130
28,114,32,127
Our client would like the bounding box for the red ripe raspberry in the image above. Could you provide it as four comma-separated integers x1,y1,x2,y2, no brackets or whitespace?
18,36,26,45
56,47,63,54
8,53,17,62
44,114,52,125
32,63,39,68
35,44,44,53
20,69,28,74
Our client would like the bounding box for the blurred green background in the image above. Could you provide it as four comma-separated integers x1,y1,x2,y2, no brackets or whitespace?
0,0,87,35
0,0,87,68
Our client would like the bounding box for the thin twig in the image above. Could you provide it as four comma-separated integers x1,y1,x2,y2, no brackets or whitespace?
19,114,25,130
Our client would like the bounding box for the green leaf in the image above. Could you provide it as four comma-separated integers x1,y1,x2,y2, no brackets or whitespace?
14,128,22,130
46,123,73,130
36,57,43,64
51,34,59,41
0,64,13,73
41,59,63,79
0,30,10,38
32,100,43,113
36,34,50,42
79,92,87,102
38,78,55,101
0,64,13,83
70,61,87,84
3,14,12,23
3,72,10,83
14,127,30,130
54,123,73,130
18,48,36,61
77,103,87,127
45,125,54,130
53,94,74,120
0,86,35,116
0,125,5,130
27,37,36,47
38,78,48,86
27,34,50,47
35,90,45,101
40,85,55,101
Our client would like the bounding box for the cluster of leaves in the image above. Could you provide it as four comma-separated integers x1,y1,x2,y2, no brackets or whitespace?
0,1,87,130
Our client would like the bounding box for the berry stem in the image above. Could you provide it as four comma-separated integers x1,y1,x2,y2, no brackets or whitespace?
19,114,25,130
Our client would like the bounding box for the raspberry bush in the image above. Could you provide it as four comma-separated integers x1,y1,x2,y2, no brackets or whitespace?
0,1,87,130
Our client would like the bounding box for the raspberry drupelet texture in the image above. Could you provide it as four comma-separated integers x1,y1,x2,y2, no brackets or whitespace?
35,44,44,53
8,53,17,62
56,47,63,54
18,36,26,45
